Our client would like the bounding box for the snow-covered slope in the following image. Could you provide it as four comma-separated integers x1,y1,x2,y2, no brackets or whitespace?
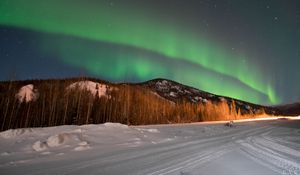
141,79,276,115
142,79,213,103
67,81,109,98
15,84,39,103
1,119,299,175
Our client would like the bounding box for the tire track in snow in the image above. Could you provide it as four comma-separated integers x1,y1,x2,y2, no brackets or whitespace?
238,129,300,175
5,123,290,175
144,125,272,175
147,145,233,175
29,125,258,175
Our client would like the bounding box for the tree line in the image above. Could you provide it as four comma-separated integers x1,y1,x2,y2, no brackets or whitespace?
0,78,266,131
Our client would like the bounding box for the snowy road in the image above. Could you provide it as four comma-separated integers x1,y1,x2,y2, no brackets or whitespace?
0,119,300,175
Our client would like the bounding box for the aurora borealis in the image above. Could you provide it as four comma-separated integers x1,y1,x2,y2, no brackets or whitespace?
1,0,300,105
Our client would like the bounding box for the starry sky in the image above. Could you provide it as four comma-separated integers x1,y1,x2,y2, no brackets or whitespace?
0,0,300,105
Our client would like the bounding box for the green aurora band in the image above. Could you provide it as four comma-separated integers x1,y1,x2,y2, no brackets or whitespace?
39,36,264,103
0,0,280,104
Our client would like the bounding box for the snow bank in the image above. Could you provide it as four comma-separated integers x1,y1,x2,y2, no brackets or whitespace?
32,131,90,152
0,128,33,139
67,81,108,98
0,122,166,158
15,84,39,103
47,133,72,147
32,141,48,152
135,128,160,133
103,122,129,129
74,141,91,151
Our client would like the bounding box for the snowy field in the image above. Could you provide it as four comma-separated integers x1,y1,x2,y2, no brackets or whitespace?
0,118,300,175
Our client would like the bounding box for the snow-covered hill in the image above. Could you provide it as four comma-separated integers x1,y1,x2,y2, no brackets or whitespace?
141,79,275,115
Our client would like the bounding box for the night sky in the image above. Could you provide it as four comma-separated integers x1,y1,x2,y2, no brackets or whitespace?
0,0,300,105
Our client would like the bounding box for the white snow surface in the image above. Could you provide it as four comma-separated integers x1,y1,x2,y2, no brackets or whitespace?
1,118,300,175
67,81,108,98
15,84,39,103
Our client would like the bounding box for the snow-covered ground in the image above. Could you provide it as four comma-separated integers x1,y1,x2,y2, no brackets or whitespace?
0,118,300,175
